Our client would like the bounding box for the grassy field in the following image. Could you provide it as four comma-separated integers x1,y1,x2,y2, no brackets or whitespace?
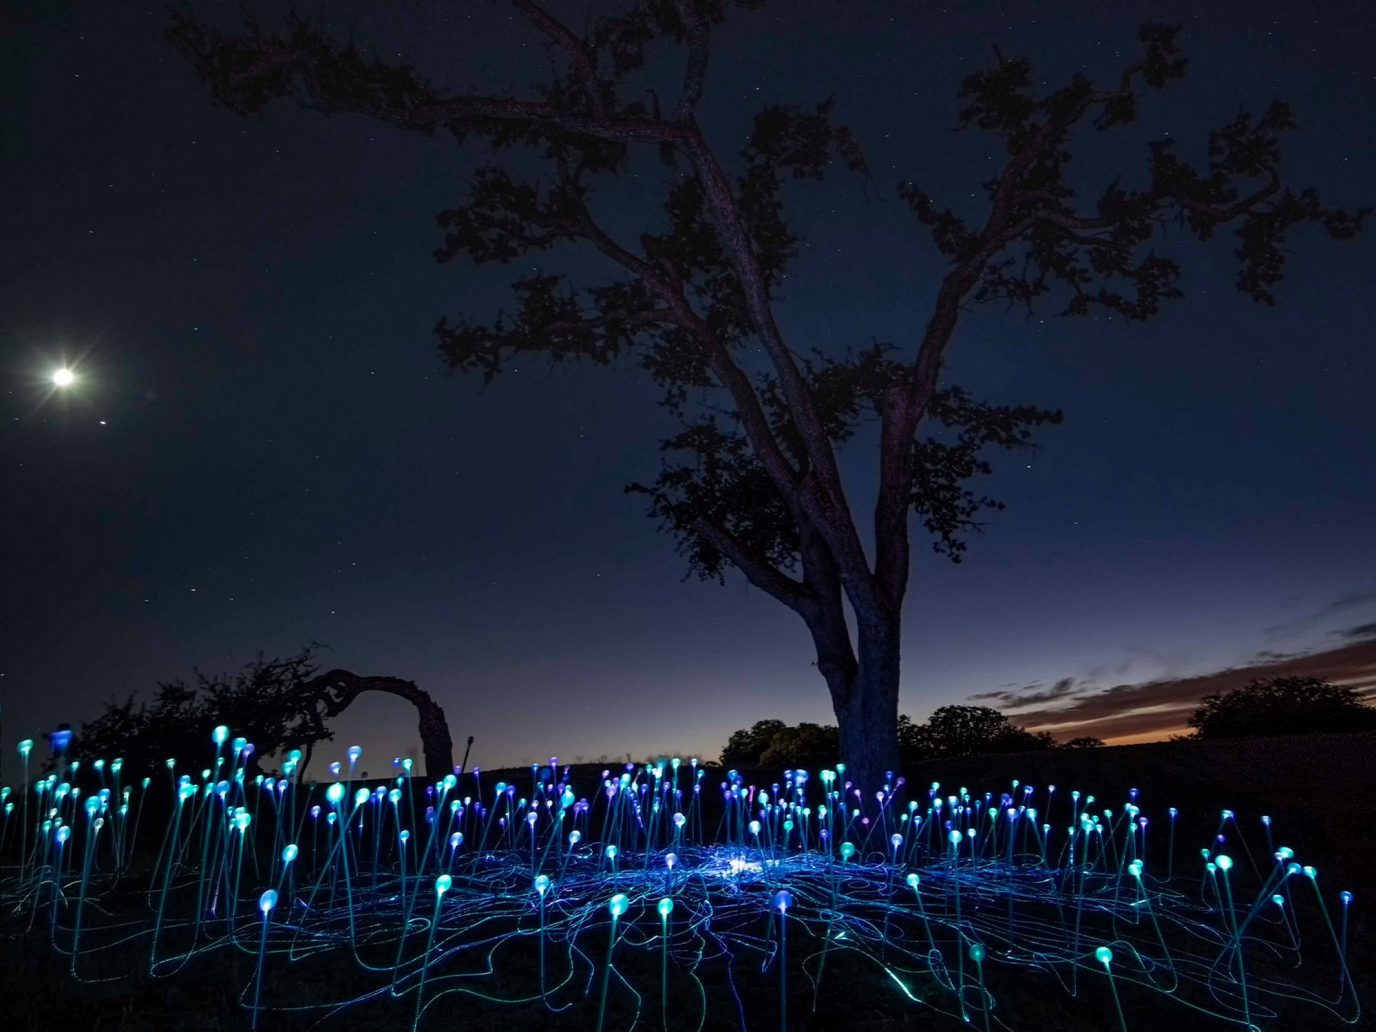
4,731,1372,1031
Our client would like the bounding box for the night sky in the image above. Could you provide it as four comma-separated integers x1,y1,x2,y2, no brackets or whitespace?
4,1,1373,773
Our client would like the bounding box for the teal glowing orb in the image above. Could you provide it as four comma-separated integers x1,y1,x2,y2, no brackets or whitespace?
212,725,229,746
259,889,278,914
436,874,452,897
1095,946,1113,966
609,893,629,918
534,874,550,896
658,896,674,918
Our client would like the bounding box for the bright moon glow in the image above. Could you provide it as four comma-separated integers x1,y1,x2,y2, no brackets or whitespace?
52,368,75,387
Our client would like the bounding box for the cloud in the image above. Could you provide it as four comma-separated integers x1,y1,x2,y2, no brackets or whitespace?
1263,589,1376,641
996,637,1376,744
1340,622,1376,641
969,676,1078,709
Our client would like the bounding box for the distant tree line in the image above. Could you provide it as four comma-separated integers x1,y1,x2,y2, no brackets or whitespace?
722,676,1376,770
720,705,1093,770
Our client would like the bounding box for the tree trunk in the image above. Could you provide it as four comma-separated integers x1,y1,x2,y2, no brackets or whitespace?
828,619,902,793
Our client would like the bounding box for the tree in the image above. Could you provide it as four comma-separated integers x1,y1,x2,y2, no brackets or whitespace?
921,705,1054,757
757,721,838,770
1187,676,1376,739
71,649,333,776
720,718,787,767
168,6,1364,790
69,650,460,777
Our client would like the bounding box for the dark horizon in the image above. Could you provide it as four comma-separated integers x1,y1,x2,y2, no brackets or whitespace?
3,1,1374,772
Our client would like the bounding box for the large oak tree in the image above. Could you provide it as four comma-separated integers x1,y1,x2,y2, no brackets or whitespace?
168,2,1364,790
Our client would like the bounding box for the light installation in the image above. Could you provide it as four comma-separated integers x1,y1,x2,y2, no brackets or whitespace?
0,733,1360,1031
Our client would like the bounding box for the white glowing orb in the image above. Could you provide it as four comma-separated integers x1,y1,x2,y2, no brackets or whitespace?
52,368,76,387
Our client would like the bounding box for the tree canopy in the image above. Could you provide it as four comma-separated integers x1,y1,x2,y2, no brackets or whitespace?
167,3,1366,788
69,649,332,776
1187,676,1376,739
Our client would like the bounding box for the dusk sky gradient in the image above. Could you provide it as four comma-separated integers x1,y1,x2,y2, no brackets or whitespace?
3,1,1373,773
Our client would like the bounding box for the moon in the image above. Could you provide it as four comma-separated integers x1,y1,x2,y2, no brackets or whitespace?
52,368,75,387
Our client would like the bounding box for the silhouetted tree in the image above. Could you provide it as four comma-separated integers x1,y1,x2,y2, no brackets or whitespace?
1060,736,1106,749
1188,677,1376,739
71,649,332,775
921,705,1054,757
758,721,838,770
720,718,788,767
168,6,1364,789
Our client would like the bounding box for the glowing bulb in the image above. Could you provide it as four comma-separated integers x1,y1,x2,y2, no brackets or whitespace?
1216,854,1233,872
658,896,674,918
212,725,229,746
608,893,628,918
773,889,794,913
347,745,363,763
969,943,985,964
436,874,452,897
1095,946,1113,966
326,783,345,805
534,874,550,897
906,872,919,889
52,368,75,387
18,739,34,758
259,889,278,914
665,852,677,870
840,842,856,860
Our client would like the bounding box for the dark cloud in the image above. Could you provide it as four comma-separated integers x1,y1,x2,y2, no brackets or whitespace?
1009,637,1376,743
970,676,1077,709
1340,622,1376,641
1264,589,1376,640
